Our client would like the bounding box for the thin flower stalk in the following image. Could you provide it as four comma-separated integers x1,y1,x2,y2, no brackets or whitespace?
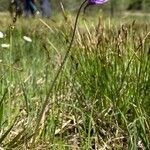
31,0,109,146
31,0,88,145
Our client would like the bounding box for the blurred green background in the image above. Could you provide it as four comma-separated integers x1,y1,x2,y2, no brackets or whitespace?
0,0,150,13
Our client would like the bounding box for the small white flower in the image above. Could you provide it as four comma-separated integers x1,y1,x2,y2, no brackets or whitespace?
1,44,10,48
36,11,40,15
0,59,2,63
0,31,4,39
23,36,32,42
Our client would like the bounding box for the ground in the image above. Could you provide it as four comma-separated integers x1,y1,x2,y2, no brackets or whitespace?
0,11,150,149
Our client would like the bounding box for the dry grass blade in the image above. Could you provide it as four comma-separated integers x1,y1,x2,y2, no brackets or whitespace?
0,124,14,144
4,130,25,148
0,88,8,126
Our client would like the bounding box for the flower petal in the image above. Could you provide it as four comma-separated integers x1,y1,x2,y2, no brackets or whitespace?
1,44,10,48
23,36,32,42
0,31,4,39
88,0,108,5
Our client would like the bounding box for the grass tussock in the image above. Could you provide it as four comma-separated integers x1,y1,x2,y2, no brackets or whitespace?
0,13,150,149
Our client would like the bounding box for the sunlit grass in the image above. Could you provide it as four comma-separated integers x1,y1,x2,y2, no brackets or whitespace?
0,12,150,149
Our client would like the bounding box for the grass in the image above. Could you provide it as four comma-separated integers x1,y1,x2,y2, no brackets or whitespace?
0,12,150,149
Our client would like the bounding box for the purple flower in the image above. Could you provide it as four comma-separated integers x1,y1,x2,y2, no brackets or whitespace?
84,0,108,13
88,0,108,5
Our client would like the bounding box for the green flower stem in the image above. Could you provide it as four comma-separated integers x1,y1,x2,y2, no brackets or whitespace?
31,0,88,145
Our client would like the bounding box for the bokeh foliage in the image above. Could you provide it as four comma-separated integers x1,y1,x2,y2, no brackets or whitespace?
0,0,150,12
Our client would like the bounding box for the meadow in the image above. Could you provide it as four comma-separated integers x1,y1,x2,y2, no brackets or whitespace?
0,12,150,149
